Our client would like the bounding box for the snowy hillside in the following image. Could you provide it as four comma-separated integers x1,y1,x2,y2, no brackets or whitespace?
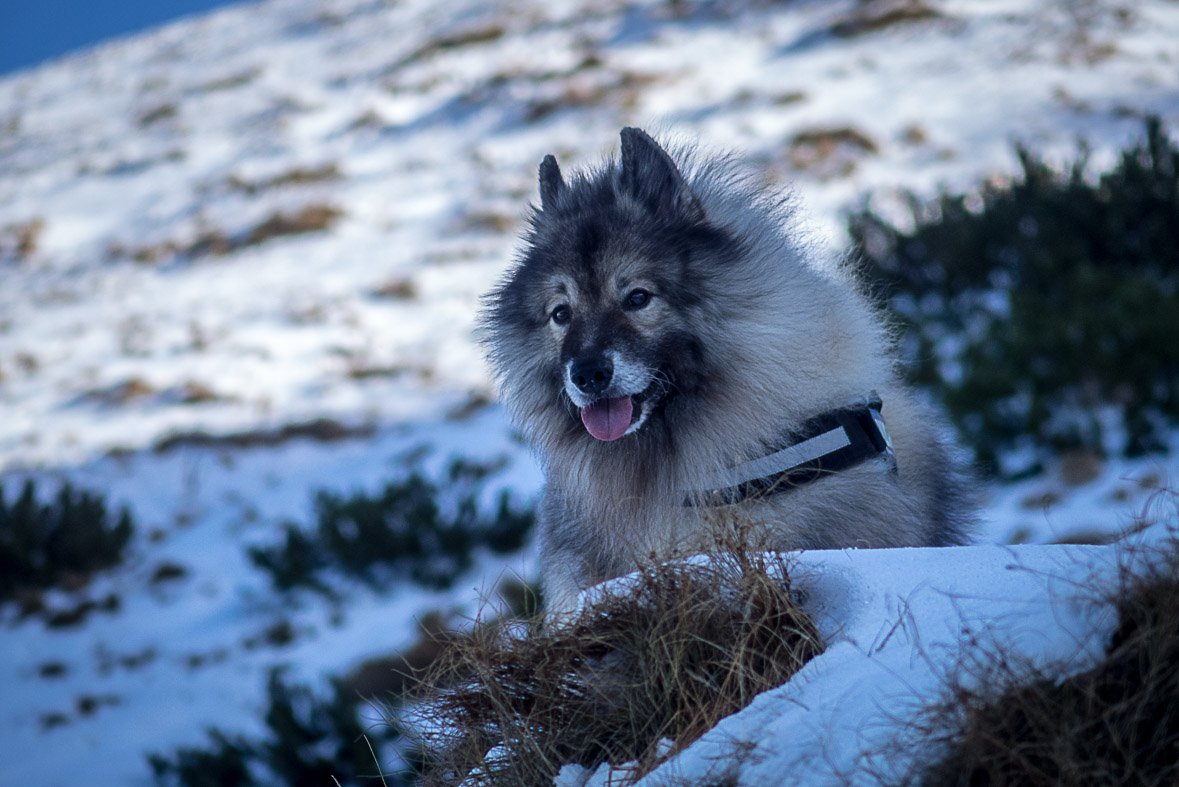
2,0,1178,784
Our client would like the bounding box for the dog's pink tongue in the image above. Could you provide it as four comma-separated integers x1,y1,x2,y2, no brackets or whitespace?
580,396,633,441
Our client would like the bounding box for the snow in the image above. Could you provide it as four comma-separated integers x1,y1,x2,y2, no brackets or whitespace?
633,530,1173,784
1,0,1178,784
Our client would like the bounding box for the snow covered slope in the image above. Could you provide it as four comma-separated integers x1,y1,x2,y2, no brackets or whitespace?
3,0,1178,471
1,0,1178,784
557,524,1176,786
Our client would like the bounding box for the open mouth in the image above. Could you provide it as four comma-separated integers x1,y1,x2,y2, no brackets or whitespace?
578,385,656,442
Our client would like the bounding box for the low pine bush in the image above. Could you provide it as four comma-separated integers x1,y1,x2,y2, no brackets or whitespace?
851,117,1179,474
0,479,134,600
149,668,416,787
248,460,533,593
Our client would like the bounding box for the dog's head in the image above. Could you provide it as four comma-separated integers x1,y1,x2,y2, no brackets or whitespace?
484,129,736,445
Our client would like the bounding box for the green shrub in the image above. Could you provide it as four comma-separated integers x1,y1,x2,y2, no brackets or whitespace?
147,732,253,787
149,669,415,787
0,480,134,600
248,460,533,593
851,117,1179,474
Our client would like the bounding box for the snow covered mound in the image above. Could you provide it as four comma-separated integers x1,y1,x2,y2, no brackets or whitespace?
559,523,1178,785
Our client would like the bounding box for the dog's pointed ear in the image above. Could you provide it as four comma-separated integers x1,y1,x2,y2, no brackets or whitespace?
538,154,566,211
619,127,704,222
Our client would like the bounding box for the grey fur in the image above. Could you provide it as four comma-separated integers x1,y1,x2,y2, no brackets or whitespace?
481,128,977,617
538,154,566,212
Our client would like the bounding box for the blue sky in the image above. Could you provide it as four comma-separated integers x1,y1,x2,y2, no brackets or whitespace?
0,0,243,76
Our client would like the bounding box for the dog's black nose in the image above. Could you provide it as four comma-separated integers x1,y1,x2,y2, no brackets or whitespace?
570,357,613,395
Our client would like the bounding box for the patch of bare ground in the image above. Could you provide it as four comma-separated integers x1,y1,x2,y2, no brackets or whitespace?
38,661,69,679
78,378,232,407
242,619,298,650
13,352,39,373
788,126,880,179
410,536,822,786
523,70,661,122
42,593,122,629
828,0,942,39
345,362,410,381
183,648,230,670
226,162,340,196
137,102,179,127
371,277,418,300
446,393,493,422
395,23,506,69
76,694,121,717
152,417,375,453
80,377,157,406
453,210,517,234
900,123,928,146
119,203,343,263
342,108,387,133
197,68,260,93
38,695,122,731
772,89,807,107
0,218,44,262
244,204,342,246
97,646,157,675
149,562,189,585
171,381,230,404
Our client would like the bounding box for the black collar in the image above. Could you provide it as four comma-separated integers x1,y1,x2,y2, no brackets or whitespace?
684,392,896,507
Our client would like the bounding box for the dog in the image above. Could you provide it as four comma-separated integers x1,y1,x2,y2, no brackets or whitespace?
481,128,976,617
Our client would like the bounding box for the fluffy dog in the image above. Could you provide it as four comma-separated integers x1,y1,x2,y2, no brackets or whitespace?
482,128,975,616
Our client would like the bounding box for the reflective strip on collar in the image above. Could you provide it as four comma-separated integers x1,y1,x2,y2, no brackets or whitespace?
683,392,895,507
711,425,851,490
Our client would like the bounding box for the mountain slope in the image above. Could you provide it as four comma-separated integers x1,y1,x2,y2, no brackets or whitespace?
1,1,1177,785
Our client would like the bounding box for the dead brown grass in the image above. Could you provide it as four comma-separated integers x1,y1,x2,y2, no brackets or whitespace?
137,103,179,127
410,540,823,786
226,163,340,196
120,202,341,264
152,417,374,453
370,278,418,300
914,531,1179,787
396,23,506,68
828,0,942,38
1,218,44,262
244,204,342,246
788,126,880,179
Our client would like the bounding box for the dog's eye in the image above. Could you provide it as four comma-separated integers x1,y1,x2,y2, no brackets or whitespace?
625,289,651,309
551,304,571,325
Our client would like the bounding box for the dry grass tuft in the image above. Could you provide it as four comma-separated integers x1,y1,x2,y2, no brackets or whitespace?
152,417,373,453
916,532,1179,787
244,204,342,246
788,126,880,180
828,0,942,39
412,540,823,786
1,218,45,262
226,163,340,196
137,103,179,127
